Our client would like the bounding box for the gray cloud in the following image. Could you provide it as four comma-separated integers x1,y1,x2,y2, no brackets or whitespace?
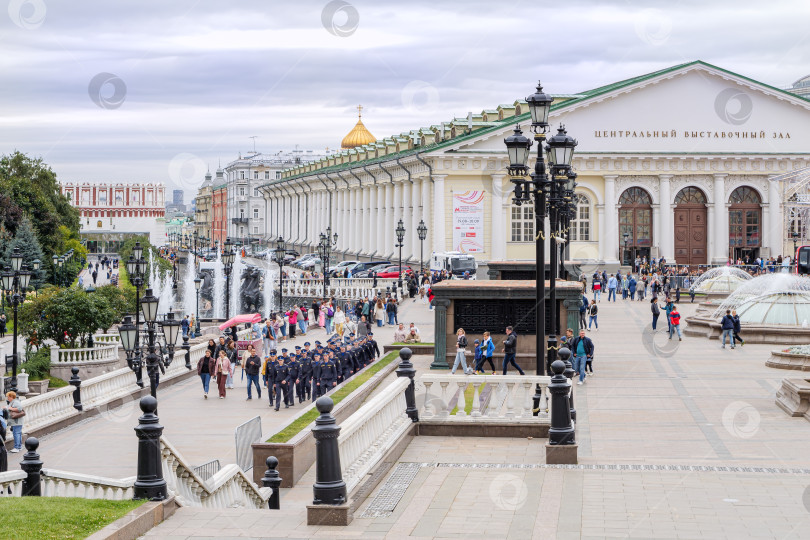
2,0,810,193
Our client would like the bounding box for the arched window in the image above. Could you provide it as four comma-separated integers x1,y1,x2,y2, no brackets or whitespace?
674,187,707,205
618,187,652,205
618,187,653,265
571,194,591,241
729,186,762,258
729,186,761,204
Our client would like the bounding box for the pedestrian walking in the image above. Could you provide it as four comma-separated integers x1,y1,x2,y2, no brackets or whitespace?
215,350,231,398
451,328,472,375
181,315,190,338
4,391,24,452
0,314,6,338
197,349,214,398
333,305,346,337
569,329,594,385
286,308,297,339
592,277,602,302
477,331,496,374
579,295,588,330
244,346,262,400
651,298,660,330
732,309,745,346
226,340,238,389
588,302,598,331
669,305,683,341
720,309,735,349
501,326,525,375
664,299,674,333
0,412,7,472
374,299,385,327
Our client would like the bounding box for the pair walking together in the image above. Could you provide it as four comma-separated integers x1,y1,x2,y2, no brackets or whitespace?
451,326,525,376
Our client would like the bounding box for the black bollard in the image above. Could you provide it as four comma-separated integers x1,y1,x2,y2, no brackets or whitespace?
20,437,43,496
133,395,167,501
395,347,419,422
547,360,576,446
69,366,83,411
558,347,576,423
182,335,191,371
262,456,282,509
311,396,346,506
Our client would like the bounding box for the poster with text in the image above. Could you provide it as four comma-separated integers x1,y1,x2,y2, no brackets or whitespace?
452,190,485,253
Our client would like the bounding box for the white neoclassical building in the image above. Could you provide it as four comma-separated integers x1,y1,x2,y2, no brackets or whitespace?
259,61,810,268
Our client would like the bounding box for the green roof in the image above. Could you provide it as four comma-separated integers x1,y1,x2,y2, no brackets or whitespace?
263,60,810,187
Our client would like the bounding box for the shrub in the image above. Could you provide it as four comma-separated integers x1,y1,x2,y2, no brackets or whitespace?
24,347,51,381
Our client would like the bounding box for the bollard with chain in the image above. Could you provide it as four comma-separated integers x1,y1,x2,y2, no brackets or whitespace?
558,346,576,422
311,396,346,505
182,335,191,371
20,437,43,496
69,366,83,411
262,456,282,509
547,360,575,446
395,347,419,422
133,395,167,500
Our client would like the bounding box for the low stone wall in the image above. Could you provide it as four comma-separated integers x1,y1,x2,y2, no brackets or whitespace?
251,356,401,488
685,317,810,345
51,357,122,382
383,344,434,355
86,496,179,540
775,378,810,419
767,351,810,371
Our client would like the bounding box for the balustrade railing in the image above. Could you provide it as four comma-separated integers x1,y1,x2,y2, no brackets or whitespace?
92,334,121,346
419,374,552,423
278,277,400,300
0,471,25,497
160,437,271,508
50,344,119,365
40,469,136,500
338,377,411,493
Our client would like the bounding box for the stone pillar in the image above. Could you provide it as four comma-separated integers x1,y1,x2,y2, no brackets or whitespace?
369,185,378,257
377,184,386,255
596,204,605,261
402,181,412,260
354,187,362,254
707,205,715,260
430,299,451,370
385,183,394,257
433,175,447,253
603,175,618,263
410,178,421,262
422,176,432,256
713,173,728,263
659,174,672,260
393,182,403,251
362,186,371,256
769,175,782,257
491,174,506,260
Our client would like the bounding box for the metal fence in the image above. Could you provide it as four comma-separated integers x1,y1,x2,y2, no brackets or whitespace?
192,459,221,482
234,416,262,472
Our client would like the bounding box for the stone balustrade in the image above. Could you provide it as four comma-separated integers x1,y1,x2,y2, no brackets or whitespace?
339,377,411,494
50,343,119,364
278,277,399,300
160,437,271,508
40,469,136,500
419,374,553,423
92,333,121,346
0,471,26,497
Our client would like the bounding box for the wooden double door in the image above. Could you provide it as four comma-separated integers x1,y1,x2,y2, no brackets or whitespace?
674,205,707,265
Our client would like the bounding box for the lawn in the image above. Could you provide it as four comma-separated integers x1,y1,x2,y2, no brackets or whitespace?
450,382,486,415
0,497,145,540
48,376,69,388
267,350,400,443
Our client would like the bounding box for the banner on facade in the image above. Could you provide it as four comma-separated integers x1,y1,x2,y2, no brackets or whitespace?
452,190,485,253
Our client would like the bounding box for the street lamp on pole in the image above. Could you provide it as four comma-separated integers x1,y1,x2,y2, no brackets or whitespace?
504,82,578,422
272,237,289,312
395,219,406,296
194,277,202,336
124,241,147,388
792,230,800,260
1,248,32,393
317,226,339,298
417,220,428,274
623,232,630,267
222,238,235,320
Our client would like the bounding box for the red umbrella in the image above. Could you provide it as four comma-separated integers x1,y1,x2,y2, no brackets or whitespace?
218,313,262,331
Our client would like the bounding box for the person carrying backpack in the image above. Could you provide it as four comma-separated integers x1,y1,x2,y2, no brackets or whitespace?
588,302,598,331
669,305,683,341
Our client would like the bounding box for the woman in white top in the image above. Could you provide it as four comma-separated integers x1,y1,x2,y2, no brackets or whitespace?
451,328,472,375
333,305,347,337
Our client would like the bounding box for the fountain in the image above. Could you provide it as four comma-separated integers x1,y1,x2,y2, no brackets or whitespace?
213,250,225,319
685,273,810,344
690,267,752,300
146,252,174,318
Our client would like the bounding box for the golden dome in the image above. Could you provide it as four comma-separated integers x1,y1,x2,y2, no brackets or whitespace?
341,105,376,149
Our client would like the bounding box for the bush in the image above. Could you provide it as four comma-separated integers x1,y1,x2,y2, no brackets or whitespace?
24,347,51,381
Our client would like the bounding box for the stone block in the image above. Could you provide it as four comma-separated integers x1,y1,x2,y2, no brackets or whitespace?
307,502,354,526
545,443,578,464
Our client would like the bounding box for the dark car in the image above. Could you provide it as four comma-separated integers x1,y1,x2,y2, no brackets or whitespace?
374,265,414,278
350,261,390,275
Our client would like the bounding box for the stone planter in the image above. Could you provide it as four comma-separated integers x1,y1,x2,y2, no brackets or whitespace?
775,378,810,419
767,351,810,371
28,379,49,395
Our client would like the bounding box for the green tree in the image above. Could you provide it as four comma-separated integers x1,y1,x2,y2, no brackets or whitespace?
2,216,46,288
92,285,129,330
19,287,116,348
0,151,80,257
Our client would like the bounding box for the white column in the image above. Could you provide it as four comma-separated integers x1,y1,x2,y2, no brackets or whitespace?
597,204,605,261
768,175,782,257
433,175,446,253
422,176,432,257
707,205,715,260
377,184,386,255
410,179,420,261
402,181,412,260
652,204,661,259
491,174,505,260
659,174,672,260
353,187,362,253
713,173,728,263
369,185,378,256
343,189,351,251
603,175,618,263
385,183,395,257
362,186,371,256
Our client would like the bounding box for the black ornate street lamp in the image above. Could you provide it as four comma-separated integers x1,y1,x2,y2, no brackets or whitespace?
792,230,800,260
118,291,182,403
1,248,32,393
194,277,202,337
417,220,428,274
31,258,40,297
272,237,293,312
125,242,147,387
317,226,339,298
222,237,235,320
395,219,406,295
623,232,631,267
504,82,578,414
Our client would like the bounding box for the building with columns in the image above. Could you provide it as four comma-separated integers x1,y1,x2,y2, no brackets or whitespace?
259,61,810,269
61,181,166,253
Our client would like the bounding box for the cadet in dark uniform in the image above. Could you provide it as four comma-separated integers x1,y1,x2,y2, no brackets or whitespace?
311,353,322,401
286,353,299,407
321,352,338,393
368,332,381,360
271,353,289,410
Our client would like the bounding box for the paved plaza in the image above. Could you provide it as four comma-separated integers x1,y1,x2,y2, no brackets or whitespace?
142,295,810,539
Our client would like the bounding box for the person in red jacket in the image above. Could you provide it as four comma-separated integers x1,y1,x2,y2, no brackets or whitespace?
668,305,682,341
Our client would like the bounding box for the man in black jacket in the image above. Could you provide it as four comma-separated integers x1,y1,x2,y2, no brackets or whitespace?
569,329,594,385
244,345,262,400
731,309,745,347
500,326,525,375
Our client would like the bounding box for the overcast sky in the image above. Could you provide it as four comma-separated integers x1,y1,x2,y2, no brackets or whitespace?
3,0,810,201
